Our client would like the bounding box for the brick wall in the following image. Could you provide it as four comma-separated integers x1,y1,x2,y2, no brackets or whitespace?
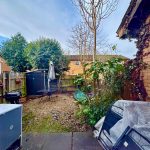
142,15,150,100
0,56,11,72
65,61,92,76
65,61,83,75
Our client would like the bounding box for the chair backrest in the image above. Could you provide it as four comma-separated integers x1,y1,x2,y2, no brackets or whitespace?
99,105,123,136
98,104,123,150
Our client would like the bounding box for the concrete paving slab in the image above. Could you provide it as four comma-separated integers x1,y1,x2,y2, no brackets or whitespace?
22,132,103,150
22,133,72,150
72,132,102,150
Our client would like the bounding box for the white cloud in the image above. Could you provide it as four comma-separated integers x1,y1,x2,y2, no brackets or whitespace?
0,0,137,58
0,0,80,46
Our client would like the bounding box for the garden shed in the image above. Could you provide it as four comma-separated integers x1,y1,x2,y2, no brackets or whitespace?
26,69,48,96
117,0,150,100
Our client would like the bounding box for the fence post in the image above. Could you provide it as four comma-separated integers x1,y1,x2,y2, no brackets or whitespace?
3,73,6,94
0,74,3,103
8,72,11,92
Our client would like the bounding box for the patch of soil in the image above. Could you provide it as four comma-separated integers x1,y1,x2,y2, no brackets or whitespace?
23,93,91,132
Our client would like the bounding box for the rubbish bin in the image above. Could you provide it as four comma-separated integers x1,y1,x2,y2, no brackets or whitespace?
0,104,22,150
5,92,21,104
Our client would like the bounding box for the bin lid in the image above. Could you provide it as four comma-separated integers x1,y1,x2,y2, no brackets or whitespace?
0,104,22,115
6,92,21,96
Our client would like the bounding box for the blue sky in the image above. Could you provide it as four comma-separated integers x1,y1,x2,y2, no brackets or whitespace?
0,36,8,44
0,0,137,58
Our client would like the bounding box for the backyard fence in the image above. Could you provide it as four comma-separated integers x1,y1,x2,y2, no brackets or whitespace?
25,70,76,96
0,72,25,103
60,78,75,92
5,72,25,92
0,70,133,101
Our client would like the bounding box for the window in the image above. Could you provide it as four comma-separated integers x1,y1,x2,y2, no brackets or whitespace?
75,61,80,65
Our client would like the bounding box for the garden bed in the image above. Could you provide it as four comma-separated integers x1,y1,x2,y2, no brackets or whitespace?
23,93,90,133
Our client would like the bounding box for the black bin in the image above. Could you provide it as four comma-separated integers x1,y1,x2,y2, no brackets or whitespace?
5,92,21,104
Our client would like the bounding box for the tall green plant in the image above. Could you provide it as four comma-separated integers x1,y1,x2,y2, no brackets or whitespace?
75,58,125,126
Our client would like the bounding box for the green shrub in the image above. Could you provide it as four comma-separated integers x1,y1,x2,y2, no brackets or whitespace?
78,90,117,126
74,58,125,126
73,75,92,93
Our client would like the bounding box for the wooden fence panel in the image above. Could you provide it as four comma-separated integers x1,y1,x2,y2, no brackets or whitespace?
3,72,25,93
121,81,133,100
60,78,75,92
9,72,24,92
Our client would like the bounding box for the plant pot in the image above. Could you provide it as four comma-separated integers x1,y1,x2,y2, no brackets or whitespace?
15,79,21,84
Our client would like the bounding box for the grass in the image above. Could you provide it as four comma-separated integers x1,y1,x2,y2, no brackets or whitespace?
23,111,71,133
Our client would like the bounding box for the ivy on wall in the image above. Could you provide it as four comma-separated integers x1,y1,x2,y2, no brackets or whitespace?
125,23,150,101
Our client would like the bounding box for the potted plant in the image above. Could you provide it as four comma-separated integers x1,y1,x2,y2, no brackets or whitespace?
15,78,21,84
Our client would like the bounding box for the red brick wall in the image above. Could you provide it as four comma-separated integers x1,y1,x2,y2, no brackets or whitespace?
142,15,150,100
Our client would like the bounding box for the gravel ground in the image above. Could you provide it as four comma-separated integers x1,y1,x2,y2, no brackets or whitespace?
23,93,90,132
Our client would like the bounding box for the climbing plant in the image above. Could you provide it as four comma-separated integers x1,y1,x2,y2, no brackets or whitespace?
124,23,150,101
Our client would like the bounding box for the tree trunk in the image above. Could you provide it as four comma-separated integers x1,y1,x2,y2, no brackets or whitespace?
93,28,96,62
93,28,97,95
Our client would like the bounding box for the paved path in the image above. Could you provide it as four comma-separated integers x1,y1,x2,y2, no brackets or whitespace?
22,132,103,150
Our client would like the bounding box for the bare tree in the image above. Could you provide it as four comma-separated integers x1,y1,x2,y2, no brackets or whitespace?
74,0,118,61
98,41,118,55
68,23,93,65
